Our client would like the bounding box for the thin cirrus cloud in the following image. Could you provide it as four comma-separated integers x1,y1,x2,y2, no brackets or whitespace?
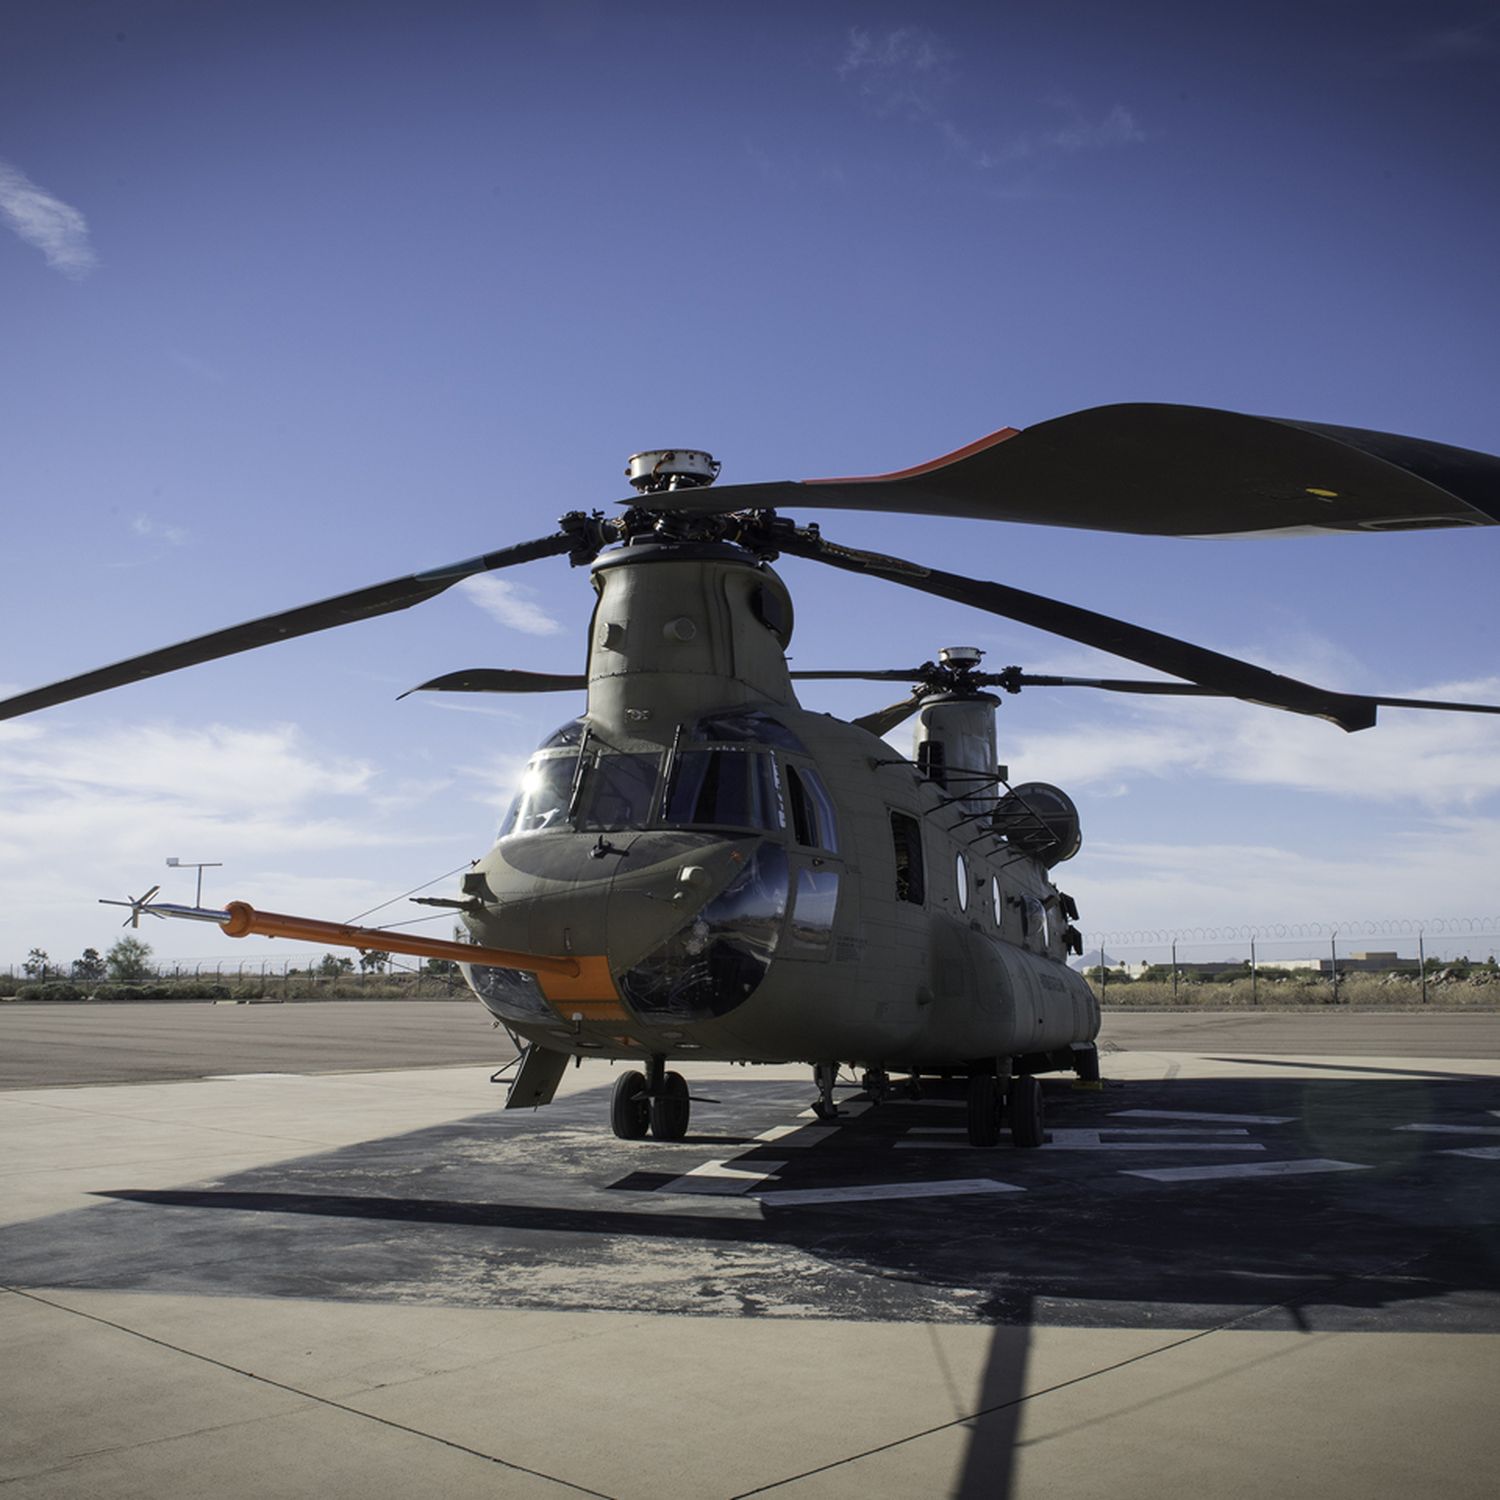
836,27,1145,173
457,576,565,636
132,514,189,546
0,157,97,278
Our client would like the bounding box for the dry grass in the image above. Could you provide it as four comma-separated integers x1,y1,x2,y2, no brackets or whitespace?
1089,974,1499,1009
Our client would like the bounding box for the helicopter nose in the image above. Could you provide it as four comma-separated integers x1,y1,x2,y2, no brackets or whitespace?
612,839,790,1024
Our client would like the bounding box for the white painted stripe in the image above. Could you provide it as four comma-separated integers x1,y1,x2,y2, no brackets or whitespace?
1112,1109,1294,1125
754,1125,839,1147
1124,1158,1370,1183
1442,1146,1500,1161
907,1124,1248,1138
660,1158,787,1196
896,1139,1265,1152
1396,1123,1500,1135
754,1177,1023,1207
205,1072,300,1080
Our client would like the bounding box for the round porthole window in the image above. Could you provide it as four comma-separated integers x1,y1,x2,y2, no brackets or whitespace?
991,875,1002,926
955,852,969,911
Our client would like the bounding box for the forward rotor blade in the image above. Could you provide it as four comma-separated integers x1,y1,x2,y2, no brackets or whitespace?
400,668,588,698
1015,675,1500,715
645,404,1500,536
852,697,922,738
779,531,1381,731
0,531,576,722
789,668,931,682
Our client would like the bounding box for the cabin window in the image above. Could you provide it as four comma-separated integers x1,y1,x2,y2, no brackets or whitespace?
577,752,661,831
991,875,1003,926
955,852,970,911
789,868,839,950
1025,894,1050,949
498,752,579,838
663,749,783,832
785,763,839,851
890,811,925,905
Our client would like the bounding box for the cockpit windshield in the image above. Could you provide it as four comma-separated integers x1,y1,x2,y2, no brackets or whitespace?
496,711,822,842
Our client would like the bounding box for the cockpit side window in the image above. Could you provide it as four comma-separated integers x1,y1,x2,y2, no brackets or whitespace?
498,752,580,839
784,762,839,852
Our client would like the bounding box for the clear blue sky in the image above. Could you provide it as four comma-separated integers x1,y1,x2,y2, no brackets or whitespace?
4,0,1498,971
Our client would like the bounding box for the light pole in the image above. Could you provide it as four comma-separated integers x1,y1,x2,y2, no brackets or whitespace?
166,857,222,909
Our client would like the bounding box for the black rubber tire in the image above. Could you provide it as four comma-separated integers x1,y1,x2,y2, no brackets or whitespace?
610,1069,650,1140
649,1071,691,1141
1074,1044,1100,1083
1009,1074,1046,1148
966,1072,1003,1148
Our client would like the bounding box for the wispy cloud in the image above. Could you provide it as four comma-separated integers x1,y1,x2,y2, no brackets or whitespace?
131,514,189,546
836,29,1145,179
1004,672,1500,809
838,26,955,119
0,718,464,965
0,158,97,278
1406,19,1496,63
458,576,564,636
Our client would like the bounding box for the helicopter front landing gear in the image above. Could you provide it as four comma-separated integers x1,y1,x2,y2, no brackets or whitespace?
811,1062,840,1120
609,1057,691,1141
610,1070,650,1139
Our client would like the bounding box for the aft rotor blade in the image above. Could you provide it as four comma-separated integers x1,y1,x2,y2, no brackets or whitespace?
0,531,577,722
400,668,588,698
645,404,1500,536
1015,675,1500,715
779,531,1381,731
852,697,922,738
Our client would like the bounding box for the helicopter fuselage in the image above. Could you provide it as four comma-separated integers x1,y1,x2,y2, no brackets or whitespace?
459,538,1097,1088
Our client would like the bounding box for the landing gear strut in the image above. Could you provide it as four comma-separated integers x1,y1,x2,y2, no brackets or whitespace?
811,1062,840,1120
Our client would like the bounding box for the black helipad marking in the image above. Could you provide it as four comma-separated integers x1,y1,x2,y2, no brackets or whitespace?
2,1073,1499,1332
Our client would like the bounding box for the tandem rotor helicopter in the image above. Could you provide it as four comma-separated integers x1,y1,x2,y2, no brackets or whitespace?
6,404,1500,1148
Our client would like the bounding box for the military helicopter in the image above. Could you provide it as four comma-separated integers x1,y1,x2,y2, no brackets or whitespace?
6,404,1499,1148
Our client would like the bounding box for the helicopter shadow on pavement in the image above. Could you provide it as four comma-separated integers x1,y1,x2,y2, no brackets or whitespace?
3,1070,1498,1498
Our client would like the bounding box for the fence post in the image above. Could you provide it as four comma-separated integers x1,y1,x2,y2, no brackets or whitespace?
1330,932,1339,1004
1419,931,1427,1005
1250,935,1258,1006
1171,940,1178,1001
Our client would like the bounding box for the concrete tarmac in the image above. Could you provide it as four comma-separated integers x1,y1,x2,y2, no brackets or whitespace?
4,999,1499,1088
3,1009,1499,1497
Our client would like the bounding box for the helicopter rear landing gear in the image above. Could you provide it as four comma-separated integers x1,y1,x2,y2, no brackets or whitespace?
860,1068,891,1103
1009,1074,1046,1148
966,1072,1003,1148
811,1062,840,1120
